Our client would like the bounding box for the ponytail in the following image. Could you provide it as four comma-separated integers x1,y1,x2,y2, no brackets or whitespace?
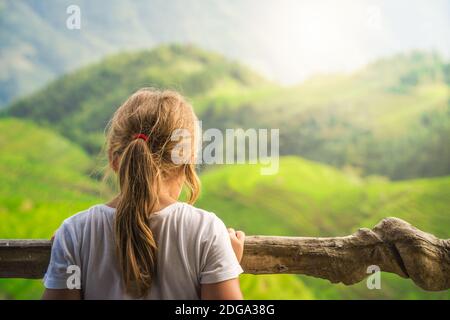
115,138,160,298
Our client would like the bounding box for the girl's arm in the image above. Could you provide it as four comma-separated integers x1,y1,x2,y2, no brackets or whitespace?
42,289,81,300
227,228,245,262
201,228,245,300
43,226,82,300
201,278,243,299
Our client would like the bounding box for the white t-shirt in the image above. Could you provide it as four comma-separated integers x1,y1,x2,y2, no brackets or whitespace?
44,202,243,299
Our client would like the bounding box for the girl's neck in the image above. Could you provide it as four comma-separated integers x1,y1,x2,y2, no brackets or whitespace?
106,193,178,212
106,176,183,211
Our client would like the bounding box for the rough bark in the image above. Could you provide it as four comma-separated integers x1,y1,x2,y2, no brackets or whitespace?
0,217,449,291
242,217,450,291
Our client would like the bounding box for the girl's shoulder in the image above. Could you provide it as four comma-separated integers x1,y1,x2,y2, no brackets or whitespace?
51,204,114,251
172,202,228,237
171,202,222,224
59,204,114,233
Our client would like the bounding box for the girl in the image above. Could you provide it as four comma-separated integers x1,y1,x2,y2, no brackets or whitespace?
42,88,245,300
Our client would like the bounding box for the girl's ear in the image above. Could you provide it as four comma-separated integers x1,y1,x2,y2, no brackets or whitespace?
109,150,120,172
111,158,119,172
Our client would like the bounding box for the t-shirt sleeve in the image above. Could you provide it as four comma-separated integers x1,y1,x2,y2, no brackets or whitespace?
199,215,244,284
43,221,80,289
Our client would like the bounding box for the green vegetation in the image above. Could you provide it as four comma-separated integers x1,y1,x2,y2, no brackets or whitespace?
0,118,100,208
7,44,267,153
7,47,449,180
197,157,450,299
0,118,103,299
202,52,450,180
198,155,450,240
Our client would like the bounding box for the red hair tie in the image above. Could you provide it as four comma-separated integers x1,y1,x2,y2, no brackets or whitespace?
133,133,149,142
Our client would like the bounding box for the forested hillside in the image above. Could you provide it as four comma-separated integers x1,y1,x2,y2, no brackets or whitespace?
7,46,450,180
6,45,268,153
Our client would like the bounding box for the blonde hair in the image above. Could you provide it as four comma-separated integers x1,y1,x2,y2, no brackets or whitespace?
106,88,200,297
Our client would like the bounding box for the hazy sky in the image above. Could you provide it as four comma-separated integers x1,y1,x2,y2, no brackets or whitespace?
3,0,450,88
228,0,450,83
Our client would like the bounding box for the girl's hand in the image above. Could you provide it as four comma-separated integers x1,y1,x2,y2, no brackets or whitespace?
228,228,245,263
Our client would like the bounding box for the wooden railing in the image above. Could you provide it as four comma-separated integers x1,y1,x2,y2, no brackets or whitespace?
0,217,449,291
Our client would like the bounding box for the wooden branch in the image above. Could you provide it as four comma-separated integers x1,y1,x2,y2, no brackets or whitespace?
0,218,449,291
0,240,51,279
242,217,450,291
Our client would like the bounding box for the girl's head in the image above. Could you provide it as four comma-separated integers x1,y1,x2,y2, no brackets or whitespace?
106,88,200,297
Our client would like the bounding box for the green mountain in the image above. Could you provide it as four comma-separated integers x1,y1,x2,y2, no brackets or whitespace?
0,118,102,239
0,118,448,299
0,0,281,107
203,51,450,180
6,44,268,153
6,46,450,180
2,0,450,109
198,157,450,238
197,157,450,299
0,118,103,299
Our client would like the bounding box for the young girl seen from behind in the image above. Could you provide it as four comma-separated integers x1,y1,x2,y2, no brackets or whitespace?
42,88,245,299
